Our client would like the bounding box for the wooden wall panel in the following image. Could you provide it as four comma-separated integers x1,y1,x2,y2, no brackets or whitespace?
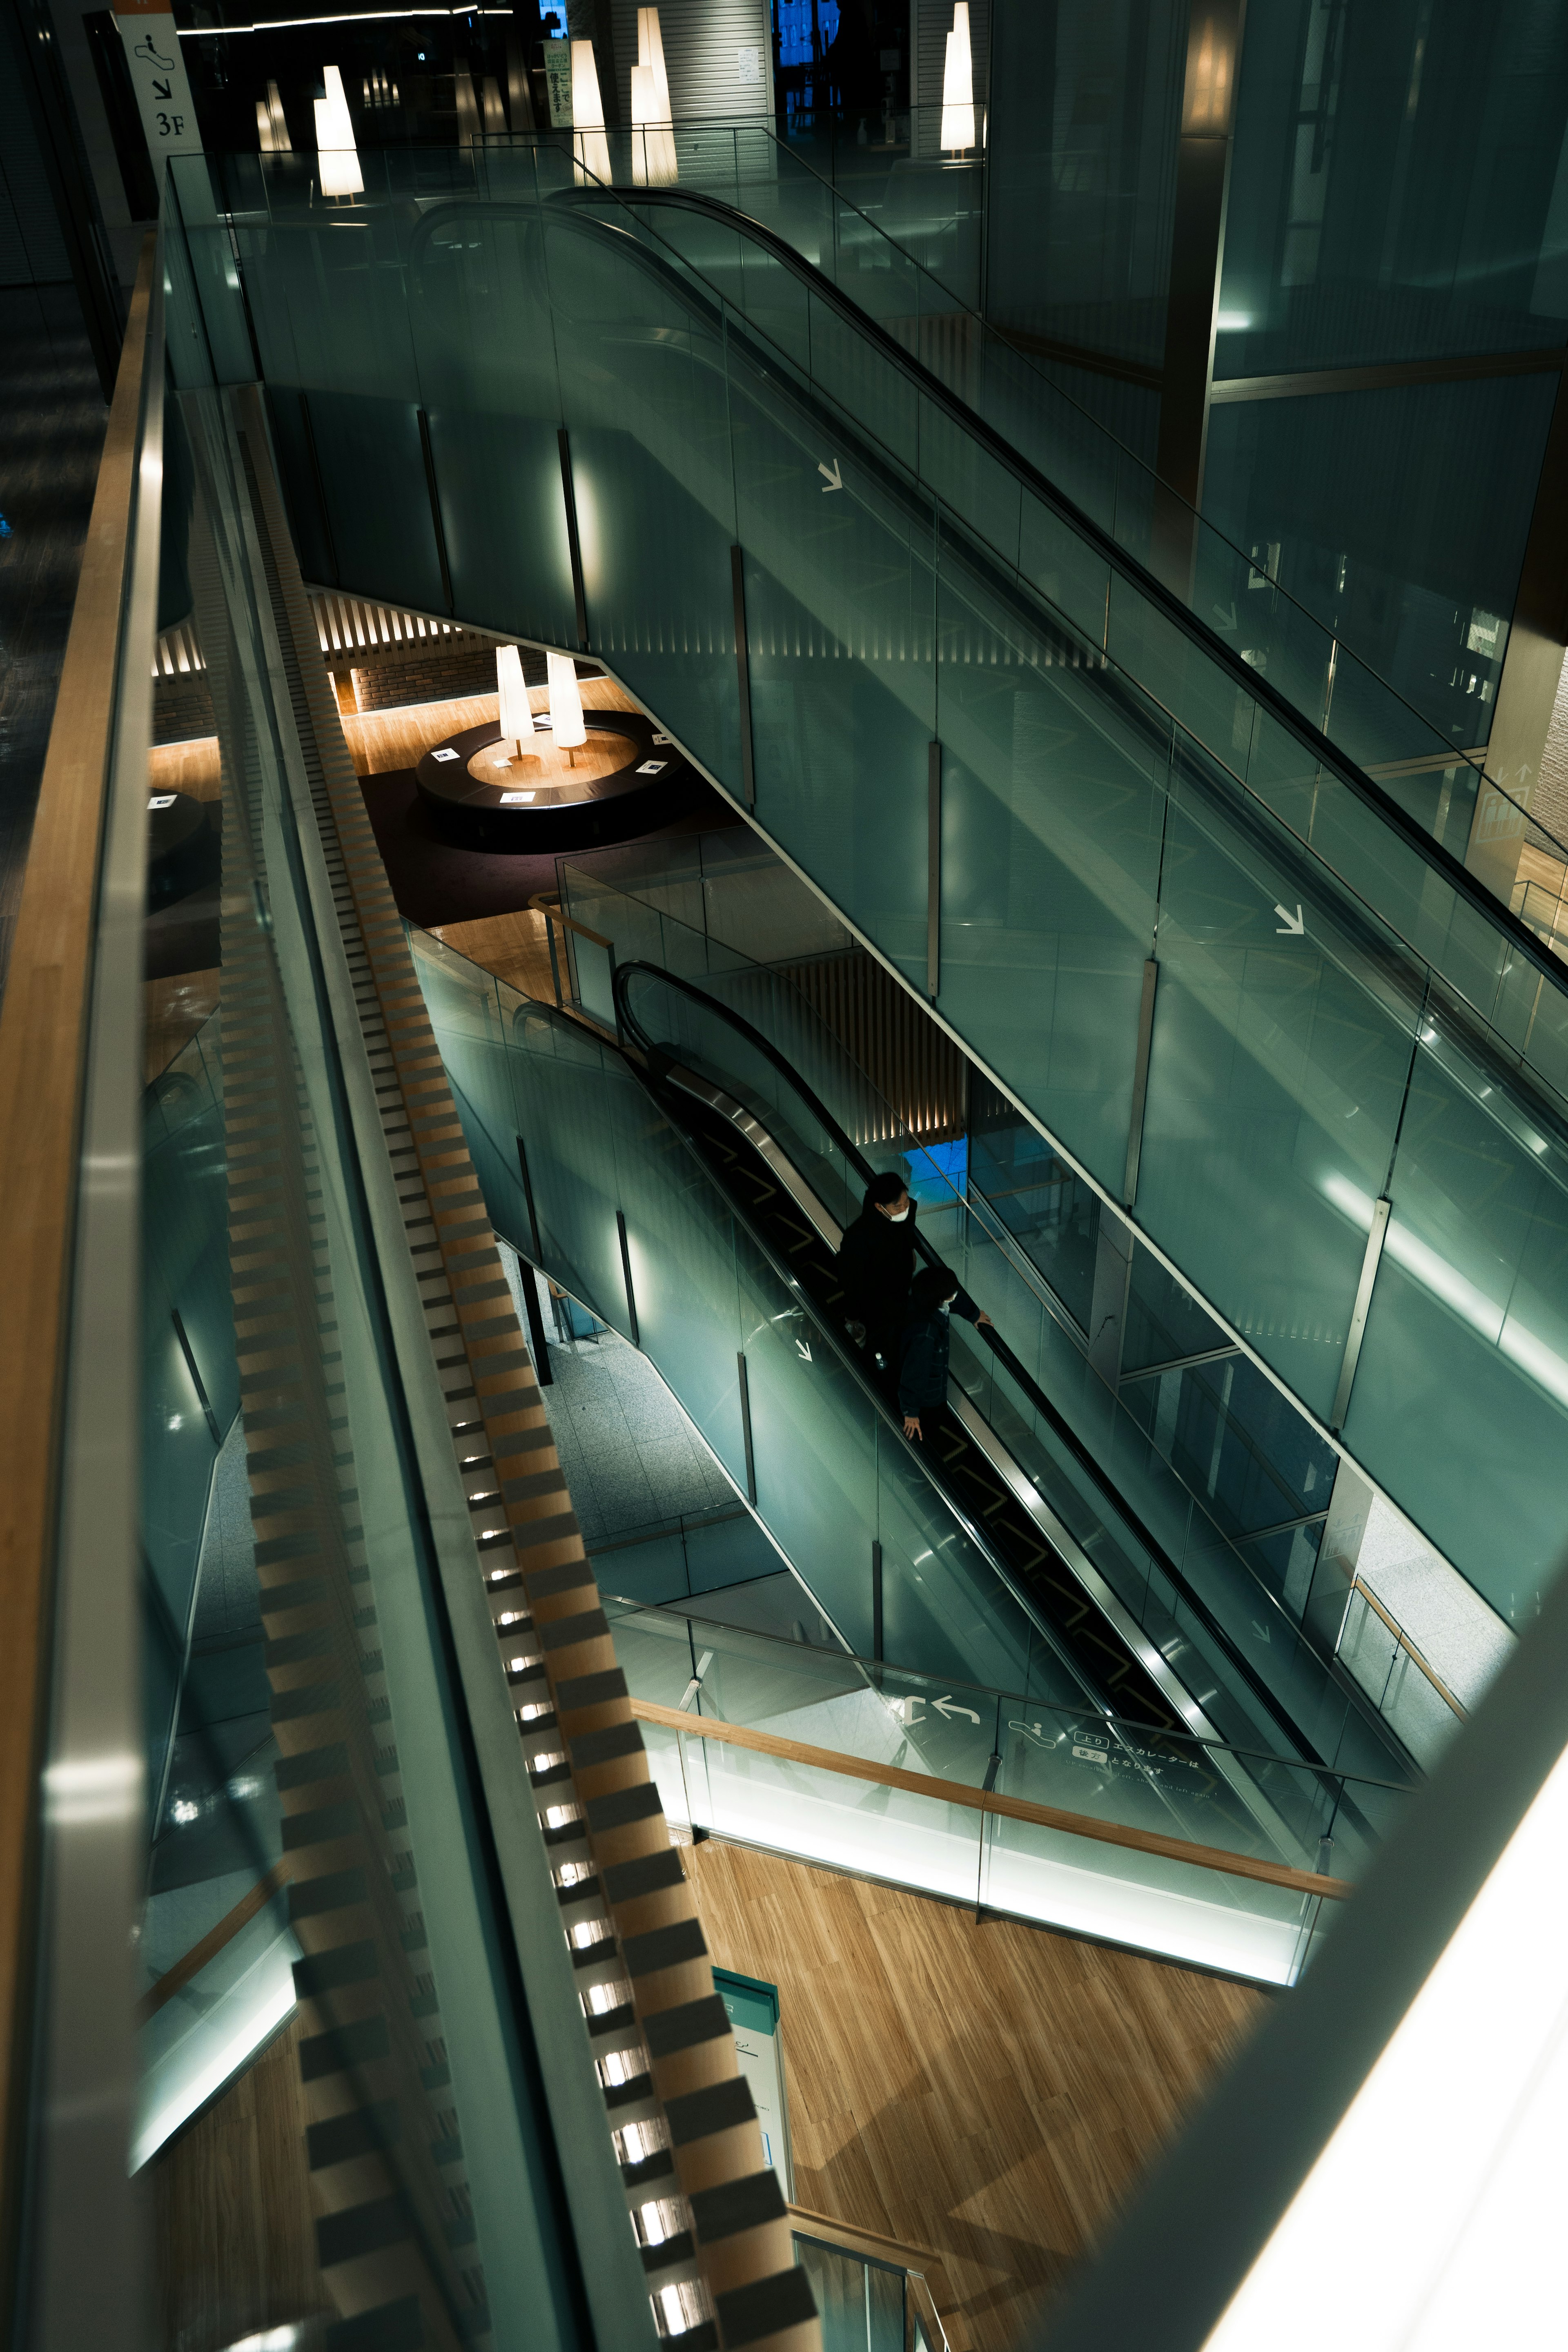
152,2017,331,2352
686,1839,1267,2352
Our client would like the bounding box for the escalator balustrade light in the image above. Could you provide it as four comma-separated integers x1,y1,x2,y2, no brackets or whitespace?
508,1651,545,1676
584,1976,634,2017
635,2195,691,2248
495,1609,530,1628
529,1749,569,1778
653,2281,715,2340
518,1700,553,1725
615,2116,671,2165
597,2045,648,2089
546,1801,586,1833
572,1918,615,1952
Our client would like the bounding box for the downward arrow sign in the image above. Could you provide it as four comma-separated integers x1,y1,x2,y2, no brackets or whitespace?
153,76,172,97
1274,902,1305,935
817,458,843,493
795,1337,812,1361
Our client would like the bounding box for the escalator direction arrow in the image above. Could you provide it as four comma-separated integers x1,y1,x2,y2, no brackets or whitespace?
1274,902,1305,935
932,1696,981,1724
817,458,843,493
795,1336,812,1361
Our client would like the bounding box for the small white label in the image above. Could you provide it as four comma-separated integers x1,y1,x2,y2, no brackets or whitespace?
636,760,667,775
737,43,761,82
652,732,672,745
431,747,460,762
148,793,177,809
500,791,537,803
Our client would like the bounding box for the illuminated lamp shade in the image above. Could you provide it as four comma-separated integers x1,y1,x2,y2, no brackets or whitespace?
267,78,292,151
941,2,975,153
314,64,362,197
570,37,610,185
631,7,676,186
546,650,587,768
256,98,273,151
496,645,536,752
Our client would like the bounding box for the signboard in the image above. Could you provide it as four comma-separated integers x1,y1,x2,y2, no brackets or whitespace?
714,1967,793,2196
544,38,573,128
113,0,204,170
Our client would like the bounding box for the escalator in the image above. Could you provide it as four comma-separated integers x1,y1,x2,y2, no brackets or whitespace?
174,146,1568,1652
606,958,1411,1805
411,915,1411,1908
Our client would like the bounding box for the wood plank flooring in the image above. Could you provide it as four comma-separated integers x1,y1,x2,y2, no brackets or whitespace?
685,1838,1268,2351
428,906,558,1005
151,2014,330,2352
341,675,637,777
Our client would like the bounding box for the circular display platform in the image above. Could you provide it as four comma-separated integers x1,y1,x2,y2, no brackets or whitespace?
414,707,700,851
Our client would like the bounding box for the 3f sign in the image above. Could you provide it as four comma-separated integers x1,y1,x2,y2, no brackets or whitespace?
114,0,205,166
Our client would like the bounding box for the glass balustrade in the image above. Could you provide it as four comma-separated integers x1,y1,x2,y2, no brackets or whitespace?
550,858,1428,1784
159,145,1568,1642
602,1599,1403,1986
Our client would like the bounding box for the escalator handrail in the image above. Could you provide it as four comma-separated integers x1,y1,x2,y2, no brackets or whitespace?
611,956,1359,1769
402,181,1568,1033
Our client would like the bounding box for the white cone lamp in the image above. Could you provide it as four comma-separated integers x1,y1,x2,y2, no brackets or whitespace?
315,65,363,196
547,650,587,768
496,646,536,754
632,7,676,186
570,39,610,185
941,4,975,154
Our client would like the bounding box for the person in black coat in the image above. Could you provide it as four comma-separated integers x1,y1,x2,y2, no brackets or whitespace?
898,1263,991,1441
836,1171,919,1372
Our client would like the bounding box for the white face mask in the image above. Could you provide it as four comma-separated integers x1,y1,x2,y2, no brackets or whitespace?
886,1202,911,1222
938,1299,953,1315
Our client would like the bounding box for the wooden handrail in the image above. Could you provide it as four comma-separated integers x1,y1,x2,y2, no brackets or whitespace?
630,1700,1354,1900
1341,1576,1467,1722
0,239,156,2230
788,2204,967,2350
138,1860,293,2025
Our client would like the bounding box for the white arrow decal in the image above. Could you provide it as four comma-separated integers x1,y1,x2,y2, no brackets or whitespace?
1212,601,1238,631
795,1337,812,1361
933,1695,981,1724
817,459,843,493
1274,902,1305,935
1251,1619,1272,1643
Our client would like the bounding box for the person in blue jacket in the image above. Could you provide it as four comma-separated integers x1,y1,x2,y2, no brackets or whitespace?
898,1263,991,1440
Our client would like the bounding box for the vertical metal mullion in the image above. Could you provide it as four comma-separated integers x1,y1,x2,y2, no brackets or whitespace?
1331,1195,1391,1431
1123,958,1158,1208
616,1208,639,1346
927,737,941,999
731,543,756,808
558,425,589,650
871,1537,883,1668
416,406,454,615
737,1349,757,1504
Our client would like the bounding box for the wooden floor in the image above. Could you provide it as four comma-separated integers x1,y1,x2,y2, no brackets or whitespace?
428,905,559,1003
152,2014,331,2352
686,1839,1268,2352
341,675,637,777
